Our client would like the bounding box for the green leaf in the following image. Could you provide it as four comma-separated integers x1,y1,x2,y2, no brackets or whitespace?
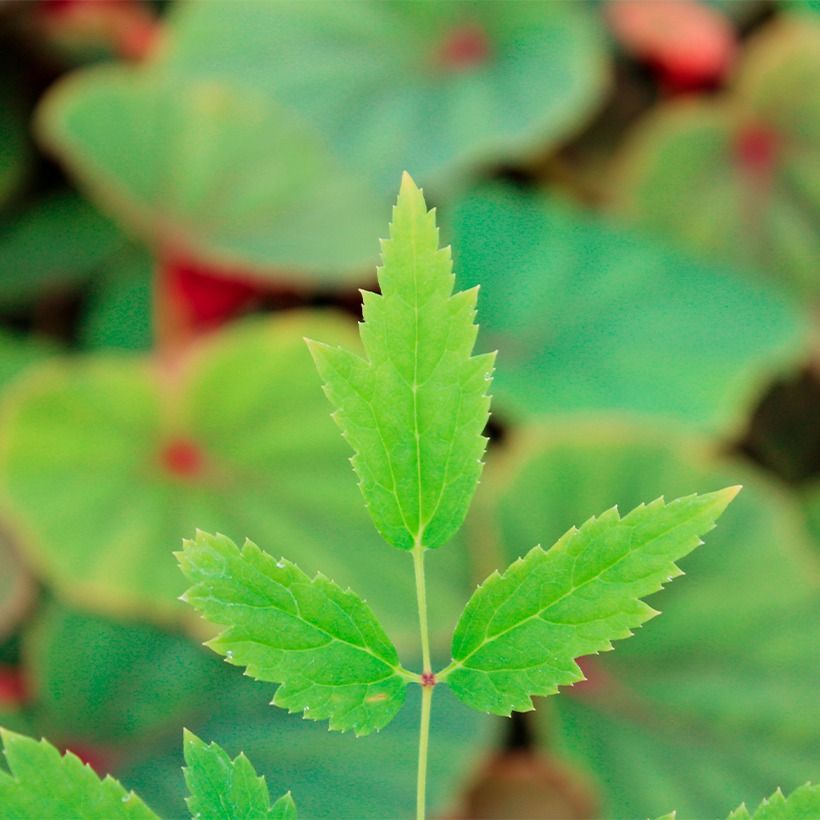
121,677,492,820
800,483,820,556
0,313,468,642
271,793,298,820
0,190,124,309
614,17,820,303
178,531,408,735
444,487,737,715
183,729,296,819
476,420,819,818
0,728,157,819
158,1,607,192
309,174,494,551
37,67,383,281
447,183,806,430
728,783,820,819
80,247,153,351
24,603,233,745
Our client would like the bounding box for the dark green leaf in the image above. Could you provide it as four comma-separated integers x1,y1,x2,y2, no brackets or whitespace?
448,183,806,429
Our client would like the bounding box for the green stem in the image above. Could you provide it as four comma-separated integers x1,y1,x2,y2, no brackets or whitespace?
416,683,433,820
412,544,432,676
412,543,433,820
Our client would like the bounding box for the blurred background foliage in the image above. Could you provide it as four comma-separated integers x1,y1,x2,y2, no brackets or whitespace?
0,1,817,818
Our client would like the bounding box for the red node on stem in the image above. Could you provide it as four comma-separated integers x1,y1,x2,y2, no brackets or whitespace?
438,23,491,71
159,438,206,479
421,672,437,687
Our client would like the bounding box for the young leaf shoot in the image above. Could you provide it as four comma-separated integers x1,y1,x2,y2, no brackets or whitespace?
183,729,297,819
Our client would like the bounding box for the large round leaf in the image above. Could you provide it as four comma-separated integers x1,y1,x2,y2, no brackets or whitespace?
470,419,818,818
37,68,385,281
157,0,608,192
0,313,469,653
448,184,806,430
613,17,820,302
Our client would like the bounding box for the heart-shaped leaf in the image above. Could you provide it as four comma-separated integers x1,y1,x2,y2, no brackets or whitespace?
0,314,468,652
37,68,385,281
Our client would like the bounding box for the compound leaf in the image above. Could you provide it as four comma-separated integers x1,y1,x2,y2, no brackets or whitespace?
0,728,157,819
728,783,820,820
308,174,494,551
444,487,738,715
183,729,296,819
177,531,408,735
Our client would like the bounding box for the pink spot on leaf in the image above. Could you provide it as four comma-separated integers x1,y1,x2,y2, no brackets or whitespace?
438,23,491,71
159,438,205,479
735,125,779,176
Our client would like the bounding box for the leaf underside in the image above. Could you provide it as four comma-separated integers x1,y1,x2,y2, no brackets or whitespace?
308,173,494,551
177,531,407,735
0,728,157,819
183,729,296,819
445,488,738,715
727,782,820,820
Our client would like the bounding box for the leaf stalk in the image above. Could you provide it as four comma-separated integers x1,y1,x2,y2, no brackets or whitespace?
412,542,434,820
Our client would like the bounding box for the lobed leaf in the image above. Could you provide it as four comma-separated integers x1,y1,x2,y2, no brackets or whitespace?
308,174,494,551
727,783,820,819
183,729,296,819
0,728,157,819
444,487,738,715
177,531,409,735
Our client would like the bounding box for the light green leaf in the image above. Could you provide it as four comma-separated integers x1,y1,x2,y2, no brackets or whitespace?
158,1,608,192
308,174,494,551
271,793,298,820
177,531,409,735
183,729,295,819
37,67,383,280
728,783,820,819
0,728,157,819
443,487,738,715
